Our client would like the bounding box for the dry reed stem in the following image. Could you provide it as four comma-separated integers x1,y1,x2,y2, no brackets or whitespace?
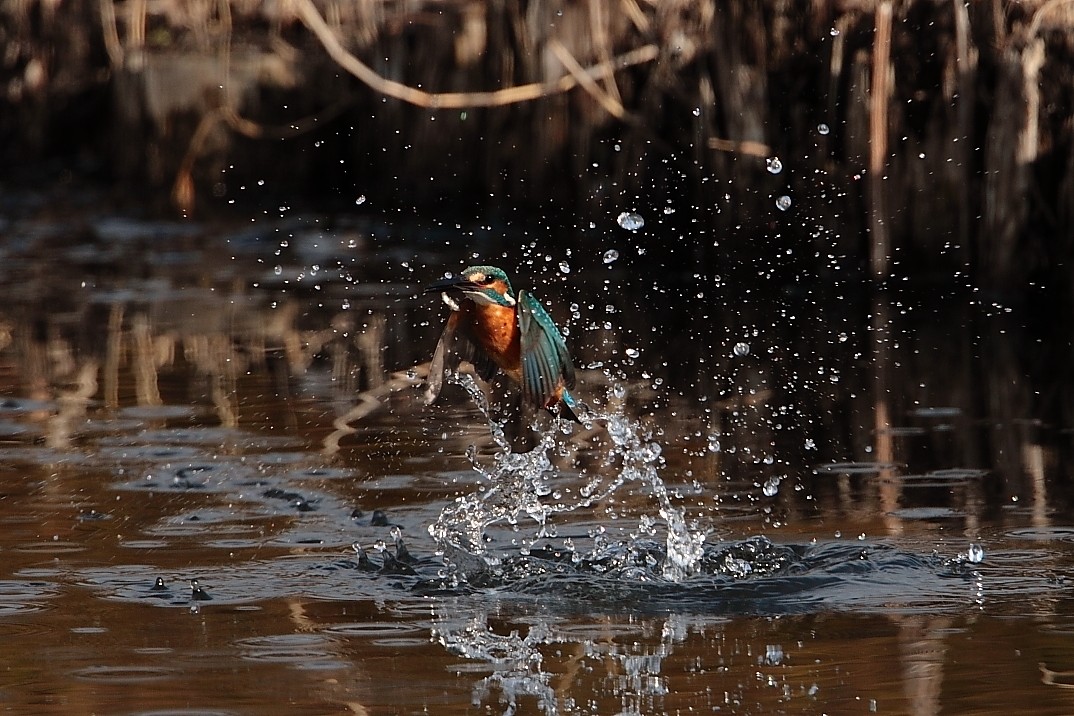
1028,0,1074,35
128,0,145,47
547,39,627,119
707,137,772,157
868,2,893,278
587,0,623,106
619,0,651,33
952,0,975,260
99,0,124,68
292,0,658,109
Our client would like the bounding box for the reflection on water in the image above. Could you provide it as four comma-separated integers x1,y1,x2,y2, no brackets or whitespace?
0,216,1073,713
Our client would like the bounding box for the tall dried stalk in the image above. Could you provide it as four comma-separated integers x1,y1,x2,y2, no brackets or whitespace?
868,2,893,278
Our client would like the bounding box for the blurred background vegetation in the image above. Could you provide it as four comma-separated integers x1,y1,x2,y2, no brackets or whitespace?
2,0,1074,288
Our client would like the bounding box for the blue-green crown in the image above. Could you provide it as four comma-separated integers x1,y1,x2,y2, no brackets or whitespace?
462,265,515,298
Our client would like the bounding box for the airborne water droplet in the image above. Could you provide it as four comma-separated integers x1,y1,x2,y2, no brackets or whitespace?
733,342,750,357
766,157,783,175
559,261,571,274
617,212,644,231
775,195,792,211
603,249,619,264
818,123,830,135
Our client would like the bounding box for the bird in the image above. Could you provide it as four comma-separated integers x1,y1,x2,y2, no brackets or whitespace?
424,265,582,422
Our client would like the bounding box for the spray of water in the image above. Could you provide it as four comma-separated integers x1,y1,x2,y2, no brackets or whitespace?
428,374,705,582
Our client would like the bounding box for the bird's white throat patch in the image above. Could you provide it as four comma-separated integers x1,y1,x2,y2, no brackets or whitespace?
466,290,515,307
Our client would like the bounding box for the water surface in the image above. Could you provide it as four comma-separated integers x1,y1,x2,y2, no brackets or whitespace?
0,214,1072,714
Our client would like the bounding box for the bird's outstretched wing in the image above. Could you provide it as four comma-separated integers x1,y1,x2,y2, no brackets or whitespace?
517,290,575,408
425,312,499,405
424,313,457,404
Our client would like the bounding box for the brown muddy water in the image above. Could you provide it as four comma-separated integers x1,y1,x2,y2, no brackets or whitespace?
1,211,1074,715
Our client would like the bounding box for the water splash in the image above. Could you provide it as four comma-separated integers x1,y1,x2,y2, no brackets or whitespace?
428,374,705,582
603,413,705,581
428,374,561,573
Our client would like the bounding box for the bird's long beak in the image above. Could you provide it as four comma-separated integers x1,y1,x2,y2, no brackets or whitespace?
425,275,479,311
424,275,478,294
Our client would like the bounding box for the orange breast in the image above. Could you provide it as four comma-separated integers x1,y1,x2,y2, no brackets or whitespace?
462,303,520,371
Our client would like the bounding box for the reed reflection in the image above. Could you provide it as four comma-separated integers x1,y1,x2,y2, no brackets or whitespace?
0,262,1070,530
0,285,410,449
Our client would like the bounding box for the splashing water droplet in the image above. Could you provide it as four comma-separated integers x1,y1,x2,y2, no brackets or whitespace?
617,212,645,231
355,195,367,205
818,123,830,135
733,342,750,357
603,249,620,264
558,261,571,274
775,195,792,211
762,476,781,497
967,543,984,563
428,372,705,583
624,347,640,359
766,157,783,174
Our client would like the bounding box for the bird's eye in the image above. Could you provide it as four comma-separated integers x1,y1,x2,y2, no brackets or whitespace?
475,275,492,285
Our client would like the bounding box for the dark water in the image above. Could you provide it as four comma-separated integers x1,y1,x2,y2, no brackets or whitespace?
1,213,1073,715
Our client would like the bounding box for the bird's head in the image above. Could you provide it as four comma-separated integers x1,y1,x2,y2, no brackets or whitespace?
425,265,517,310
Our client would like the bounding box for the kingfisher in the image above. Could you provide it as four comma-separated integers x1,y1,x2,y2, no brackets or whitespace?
424,265,582,422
